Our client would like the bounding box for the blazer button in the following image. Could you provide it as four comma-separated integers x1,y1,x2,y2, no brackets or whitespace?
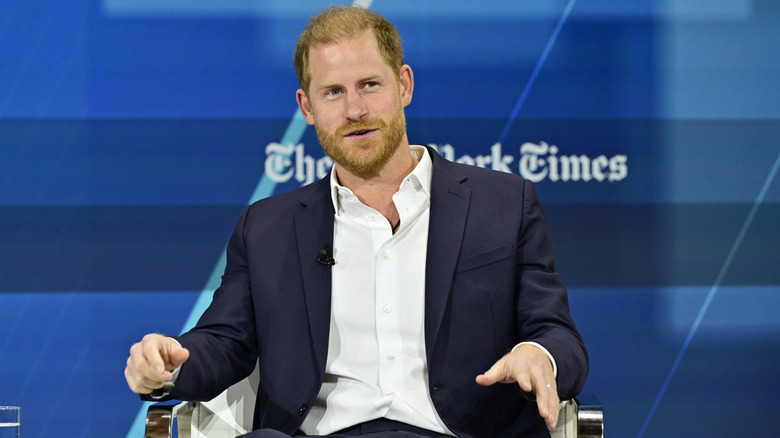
299,403,308,416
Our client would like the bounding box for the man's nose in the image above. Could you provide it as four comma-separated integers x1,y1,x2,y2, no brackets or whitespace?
344,91,368,121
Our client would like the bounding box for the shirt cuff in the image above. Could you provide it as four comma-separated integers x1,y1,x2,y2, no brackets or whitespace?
512,342,558,379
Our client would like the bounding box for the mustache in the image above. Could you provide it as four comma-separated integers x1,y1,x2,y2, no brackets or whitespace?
335,119,387,137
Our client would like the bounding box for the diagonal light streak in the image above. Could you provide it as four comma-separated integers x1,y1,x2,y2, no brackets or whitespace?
637,150,780,438
37,27,88,117
497,0,577,145
179,110,309,335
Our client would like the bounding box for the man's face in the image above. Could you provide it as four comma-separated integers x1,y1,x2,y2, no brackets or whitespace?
296,31,413,177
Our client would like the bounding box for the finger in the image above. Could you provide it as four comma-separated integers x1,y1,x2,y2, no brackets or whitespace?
503,353,533,393
548,391,560,429
124,363,163,394
141,334,168,375
475,357,512,386
156,336,188,371
124,362,144,393
542,386,560,429
531,375,559,429
167,346,190,370
513,370,533,394
126,353,168,388
128,342,164,384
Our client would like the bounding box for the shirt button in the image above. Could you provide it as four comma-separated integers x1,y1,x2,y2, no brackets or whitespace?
383,305,392,314
387,355,396,361
381,253,391,260
368,213,376,221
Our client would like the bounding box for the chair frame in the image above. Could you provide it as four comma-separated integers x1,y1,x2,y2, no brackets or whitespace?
145,395,603,438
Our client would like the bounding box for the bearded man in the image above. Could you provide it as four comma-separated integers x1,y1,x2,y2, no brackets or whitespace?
125,6,588,438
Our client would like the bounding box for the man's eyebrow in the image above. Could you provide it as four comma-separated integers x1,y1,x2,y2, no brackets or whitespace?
317,73,384,91
317,82,339,91
358,72,383,82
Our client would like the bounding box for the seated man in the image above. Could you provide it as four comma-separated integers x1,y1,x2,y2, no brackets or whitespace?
125,6,588,438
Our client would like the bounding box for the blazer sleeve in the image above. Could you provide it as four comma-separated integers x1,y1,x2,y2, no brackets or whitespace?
515,180,588,400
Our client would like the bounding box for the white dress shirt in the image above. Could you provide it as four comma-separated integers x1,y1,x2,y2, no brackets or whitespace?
299,146,454,435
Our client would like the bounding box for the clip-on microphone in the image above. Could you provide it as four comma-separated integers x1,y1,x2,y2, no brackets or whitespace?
317,243,335,265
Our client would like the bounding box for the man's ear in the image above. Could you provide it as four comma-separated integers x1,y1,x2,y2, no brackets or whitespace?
398,65,414,108
296,88,316,125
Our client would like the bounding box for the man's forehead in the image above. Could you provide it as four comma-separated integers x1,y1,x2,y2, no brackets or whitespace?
308,35,389,82
309,31,378,57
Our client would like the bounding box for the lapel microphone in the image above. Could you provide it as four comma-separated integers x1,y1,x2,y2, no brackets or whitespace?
317,243,336,265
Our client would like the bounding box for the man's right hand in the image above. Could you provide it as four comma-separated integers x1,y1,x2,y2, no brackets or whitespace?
125,333,190,394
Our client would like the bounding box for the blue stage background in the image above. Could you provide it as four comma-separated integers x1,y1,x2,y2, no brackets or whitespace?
1,1,779,437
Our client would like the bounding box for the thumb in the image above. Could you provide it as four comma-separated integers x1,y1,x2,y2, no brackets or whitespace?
475,357,509,386
168,347,190,369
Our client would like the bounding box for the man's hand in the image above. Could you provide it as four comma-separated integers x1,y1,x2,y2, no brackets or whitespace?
125,333,190,394
475,344,559,429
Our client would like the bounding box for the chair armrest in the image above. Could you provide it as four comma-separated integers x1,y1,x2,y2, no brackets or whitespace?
550,394,603,438
144,392,603,438
145,400,196,438
575,394,603,438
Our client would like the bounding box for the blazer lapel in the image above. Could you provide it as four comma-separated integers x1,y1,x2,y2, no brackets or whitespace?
294,177,336,376
424,149,471,366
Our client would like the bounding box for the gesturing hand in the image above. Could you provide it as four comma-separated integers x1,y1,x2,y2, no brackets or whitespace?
475,344,559,429
124,333,190,394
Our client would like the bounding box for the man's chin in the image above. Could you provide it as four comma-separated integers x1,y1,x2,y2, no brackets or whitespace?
339,156,386,177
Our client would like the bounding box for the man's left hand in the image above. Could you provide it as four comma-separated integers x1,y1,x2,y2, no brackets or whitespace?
475,344,559,429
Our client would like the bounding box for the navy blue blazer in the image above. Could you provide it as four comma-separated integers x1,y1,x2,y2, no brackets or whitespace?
166,147,588,437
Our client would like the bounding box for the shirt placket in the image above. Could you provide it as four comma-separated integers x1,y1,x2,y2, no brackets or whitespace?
374,230,403,395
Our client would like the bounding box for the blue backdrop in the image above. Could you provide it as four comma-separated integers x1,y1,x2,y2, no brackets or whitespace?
1,1,779,437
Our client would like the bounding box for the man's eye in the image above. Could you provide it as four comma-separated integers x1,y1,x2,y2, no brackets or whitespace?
328,89,341,96
365,81,378,88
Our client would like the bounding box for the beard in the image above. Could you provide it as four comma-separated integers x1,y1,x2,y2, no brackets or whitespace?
315,104,407,178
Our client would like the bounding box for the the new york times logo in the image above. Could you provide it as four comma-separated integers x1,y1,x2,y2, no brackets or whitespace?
518,142,627,182
264,142,334,186
264,141,627,185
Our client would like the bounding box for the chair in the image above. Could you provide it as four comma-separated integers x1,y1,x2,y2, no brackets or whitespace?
144,364,603,438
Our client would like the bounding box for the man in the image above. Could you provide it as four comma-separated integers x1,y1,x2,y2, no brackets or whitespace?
125,6,588,438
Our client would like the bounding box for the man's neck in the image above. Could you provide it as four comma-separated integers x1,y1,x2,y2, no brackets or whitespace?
335,142,419,225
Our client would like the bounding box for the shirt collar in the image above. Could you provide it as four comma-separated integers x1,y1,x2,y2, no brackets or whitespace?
330,145,432,214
